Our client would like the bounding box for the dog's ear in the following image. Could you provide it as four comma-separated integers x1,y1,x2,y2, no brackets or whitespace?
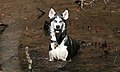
49,8,56,19
62,9,69,20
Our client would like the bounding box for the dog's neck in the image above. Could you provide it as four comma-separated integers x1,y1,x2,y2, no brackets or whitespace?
55,29,67,45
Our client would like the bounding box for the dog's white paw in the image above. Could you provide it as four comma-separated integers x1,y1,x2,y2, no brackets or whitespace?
49,59,54,61
62,59,66,61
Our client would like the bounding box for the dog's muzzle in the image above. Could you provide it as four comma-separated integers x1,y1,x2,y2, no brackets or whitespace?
55,29,61,33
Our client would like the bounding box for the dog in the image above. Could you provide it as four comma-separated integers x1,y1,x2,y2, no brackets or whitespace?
46,8,86,61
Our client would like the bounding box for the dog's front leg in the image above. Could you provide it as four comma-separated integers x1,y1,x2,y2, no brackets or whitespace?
50,42,56,50
50,26,57,50
49,51,54,61
50,35,56,50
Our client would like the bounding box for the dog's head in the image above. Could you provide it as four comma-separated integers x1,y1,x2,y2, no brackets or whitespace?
48,8,69,33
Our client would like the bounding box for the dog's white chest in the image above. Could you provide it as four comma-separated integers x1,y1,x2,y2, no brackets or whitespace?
57,45,68,60
49,45,68,61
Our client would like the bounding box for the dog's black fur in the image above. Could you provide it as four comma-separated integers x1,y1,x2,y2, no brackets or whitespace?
44,21,50,36
65,37,80,60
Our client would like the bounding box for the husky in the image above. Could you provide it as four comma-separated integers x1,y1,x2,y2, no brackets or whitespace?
47,8,86,61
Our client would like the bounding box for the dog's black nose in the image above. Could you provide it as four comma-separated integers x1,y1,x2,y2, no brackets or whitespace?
56,25,60,29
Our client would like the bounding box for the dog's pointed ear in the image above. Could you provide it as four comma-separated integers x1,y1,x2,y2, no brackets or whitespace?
62,9,69,20
49,8,56,19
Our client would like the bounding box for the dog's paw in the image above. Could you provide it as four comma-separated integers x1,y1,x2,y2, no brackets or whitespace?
49,59,54,61
62,59,66,61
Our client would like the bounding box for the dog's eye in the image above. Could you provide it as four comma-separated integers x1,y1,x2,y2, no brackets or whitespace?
59,21,63,23
54,20,57,23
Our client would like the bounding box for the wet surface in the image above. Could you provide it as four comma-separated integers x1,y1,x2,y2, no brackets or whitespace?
0,0,120,72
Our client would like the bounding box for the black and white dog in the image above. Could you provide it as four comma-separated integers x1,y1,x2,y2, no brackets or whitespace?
45,8,85,61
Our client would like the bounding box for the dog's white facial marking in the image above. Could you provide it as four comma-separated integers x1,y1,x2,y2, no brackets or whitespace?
49,8,69,34
51,16,65,32
56,31,60,33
